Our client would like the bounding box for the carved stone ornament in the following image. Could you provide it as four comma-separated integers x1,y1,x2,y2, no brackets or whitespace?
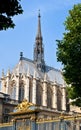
18,127,22,130
15,99,35,112
18,126,30,130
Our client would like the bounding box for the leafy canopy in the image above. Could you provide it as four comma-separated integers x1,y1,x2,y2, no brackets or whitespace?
56,4,81,106
0,0,23,30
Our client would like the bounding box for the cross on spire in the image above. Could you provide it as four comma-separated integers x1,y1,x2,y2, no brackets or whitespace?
36,9,42,38
38,9,41,18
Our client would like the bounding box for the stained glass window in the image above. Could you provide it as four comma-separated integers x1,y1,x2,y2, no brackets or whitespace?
19,83,24,102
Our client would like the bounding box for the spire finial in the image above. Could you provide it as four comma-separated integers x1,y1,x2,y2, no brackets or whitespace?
44,73,47,82
27,66,30,77
38,9,41,18
2,69,4,77
20,52,23,60
7,68,10,76
36,10,42,38
33,69,36,79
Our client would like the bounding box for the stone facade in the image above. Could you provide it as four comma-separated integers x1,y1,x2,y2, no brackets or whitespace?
0,12,67,113
0,68,67,111
0,92,17,123
0,11,81,129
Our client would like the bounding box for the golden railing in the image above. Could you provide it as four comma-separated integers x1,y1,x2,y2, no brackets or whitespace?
0,122,13,127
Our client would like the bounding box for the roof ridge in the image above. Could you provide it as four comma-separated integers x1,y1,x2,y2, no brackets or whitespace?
45,65,61,72
21,57,34,63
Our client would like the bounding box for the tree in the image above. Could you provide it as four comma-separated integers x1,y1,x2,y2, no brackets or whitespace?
56,4,81,106
0,0,23,30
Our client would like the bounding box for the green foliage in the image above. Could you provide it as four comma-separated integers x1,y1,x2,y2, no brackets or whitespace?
66,86,81,107
0,0,23,30
56,4,81,106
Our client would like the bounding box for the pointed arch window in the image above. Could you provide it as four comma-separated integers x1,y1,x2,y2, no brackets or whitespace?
19,83,24,102
36,82,43,106
57,88,62,111
47,86,52,108
29,79,32,103
11,82,16,100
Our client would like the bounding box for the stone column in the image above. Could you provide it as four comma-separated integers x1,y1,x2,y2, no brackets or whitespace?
52,83,57,109
62,87,66,111
6,69,10,94
42,73,47,107
24,76,30,101
16,75,19,101
24,67,30,101
1,80,5,93
76,121,80,130
1,69,5,93
32,70,36,104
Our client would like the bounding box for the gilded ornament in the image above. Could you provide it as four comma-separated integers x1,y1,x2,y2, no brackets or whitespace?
15,99,35,111
18,127,22,130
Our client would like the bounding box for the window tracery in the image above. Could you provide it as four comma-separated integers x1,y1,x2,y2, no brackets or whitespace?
10,81,16,100
57,88,62,111
36,82,43,106
29,79,32,102
47,86,53,108
19,82,24,102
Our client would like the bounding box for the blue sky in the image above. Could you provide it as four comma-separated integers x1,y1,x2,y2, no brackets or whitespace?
0,0,81,75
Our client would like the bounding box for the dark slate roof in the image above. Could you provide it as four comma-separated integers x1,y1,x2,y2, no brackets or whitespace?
12,57,64,86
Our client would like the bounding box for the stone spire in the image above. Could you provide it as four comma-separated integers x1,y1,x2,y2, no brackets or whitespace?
34,10,45,72
36,10,42,38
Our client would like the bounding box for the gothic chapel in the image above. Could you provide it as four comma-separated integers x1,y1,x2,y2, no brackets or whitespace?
0,12,67,113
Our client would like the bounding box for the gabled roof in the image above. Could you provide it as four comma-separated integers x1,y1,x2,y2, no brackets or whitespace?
12,57,64,86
